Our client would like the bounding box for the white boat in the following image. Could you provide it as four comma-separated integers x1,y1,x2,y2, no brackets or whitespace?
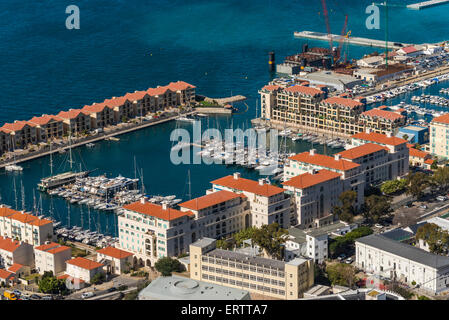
176,116,196,123
86,143,95,148
5,164,23,172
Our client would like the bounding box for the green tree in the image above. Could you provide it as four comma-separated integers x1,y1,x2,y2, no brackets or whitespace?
329,227,373,258
406,172,429,200
432,166,449,192
333,190,357,223
416,223,449,254
380,179,407,195
402,134,409,141
155,257,184,276
91,272,106,285
326,263,356,287
431,161,438,170
252,223,287,260
363,195,392,223
232,227,258,247
38,272,67,294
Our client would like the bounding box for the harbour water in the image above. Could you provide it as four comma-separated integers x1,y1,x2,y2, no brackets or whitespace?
1,0,449,235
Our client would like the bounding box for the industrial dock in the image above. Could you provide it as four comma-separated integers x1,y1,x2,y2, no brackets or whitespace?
293,31,411,50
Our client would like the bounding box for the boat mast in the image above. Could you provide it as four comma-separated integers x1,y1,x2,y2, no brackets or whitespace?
68,124,73,171
134,156,137,180
49,142,53,176
67,202,71,228
20,180,25,211
187,169,192,200
88,206,91,231
80,205,84,229
13,178,18,210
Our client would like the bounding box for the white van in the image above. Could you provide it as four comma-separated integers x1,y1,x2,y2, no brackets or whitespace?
81,292,95,299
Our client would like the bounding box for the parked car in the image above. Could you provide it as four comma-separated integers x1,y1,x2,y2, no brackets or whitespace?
81,292,95,299
419,204,428,209
345,257,353,264
106,287,117,293
337,254,346,262
30,294,41,300
437,196,447,202
42,295,53,300
3,291,17,300
12,290,22,297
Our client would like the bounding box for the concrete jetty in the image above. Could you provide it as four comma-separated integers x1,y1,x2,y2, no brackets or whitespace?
293,31,411,50
407,0,449,9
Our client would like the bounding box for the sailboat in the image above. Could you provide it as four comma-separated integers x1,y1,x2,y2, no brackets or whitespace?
37,128,91,192
5,136,23,172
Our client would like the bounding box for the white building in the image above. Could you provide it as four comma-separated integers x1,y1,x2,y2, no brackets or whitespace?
430,114,449,159
356,234,449,294
0,206,53,246
96,246,134,275
0,236,34,269
210,173,293,228
34,242,72,275
65,257,104,283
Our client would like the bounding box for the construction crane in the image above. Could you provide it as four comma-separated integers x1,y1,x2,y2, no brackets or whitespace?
336,14,348,63
321,0,333,52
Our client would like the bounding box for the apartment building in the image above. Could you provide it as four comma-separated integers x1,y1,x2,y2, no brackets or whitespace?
168,81,197,106
430,114,449,159
81,103,115,129
34,242,72,275
1,121,38,149
350,130,409,179
283,169,344,228
284,149,365,211
210,173,292,229
118,199,196,267
0,236,34,269
356,234,449,294
103,96,134,124
0,206,53,246
178,190,250,240
190,238,314,300
96,246,134,275
28,114,64,141
358,108,406,133
65,257,104,283
408,146,431,167
319,97,365,136
57,109,92,135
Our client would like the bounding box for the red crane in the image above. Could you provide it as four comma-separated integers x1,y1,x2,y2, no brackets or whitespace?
336,14,348,63
321,0,333,51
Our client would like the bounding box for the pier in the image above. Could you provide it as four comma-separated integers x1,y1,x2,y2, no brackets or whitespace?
407,0,449,10
293,31,411,50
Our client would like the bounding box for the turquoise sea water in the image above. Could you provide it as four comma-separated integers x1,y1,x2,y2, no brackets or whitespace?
1,0,448,235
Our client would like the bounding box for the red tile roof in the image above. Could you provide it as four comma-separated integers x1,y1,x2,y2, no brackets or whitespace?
8,211,52,226
1,121,36,133
103,96,128,108
97,247,133,260
123,201,194,221
7,263,23,273
57,109,90,120
35,242,71,255
58,274,85,283
285,85,323,97
351,132,407,146
0,207,17,218
0,236,22,252
424,158,434,165
289,152,360,171
0,269,14,280
400,46,418,54
66,257,104,270
82,103,110,113
167,81,196,91
282,169,341,189
361,108,405,121
29,115,63,126
179,190,245,211
125,91,147,102
261,85,281,91
408,147,430,159
337,143,389,160
432,113,449,125
322,97,364,109
147,86,170,96
211,175,285,197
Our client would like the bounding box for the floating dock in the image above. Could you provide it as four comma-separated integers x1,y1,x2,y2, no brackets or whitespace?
407,0,449,9
293,31,411,50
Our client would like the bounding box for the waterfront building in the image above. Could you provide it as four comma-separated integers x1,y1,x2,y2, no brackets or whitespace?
138,274,250,300
296,70,364,91
65,257,104,284
319,97,365,136
103,96,135,124
0,236,34,269
1,121,38,150
284,149,365,211
190,238,314,300
355,234,449,294
356,55,384,68
28,114,64,142
96,246,134,275
118,199,196,267
397,46,423,57
0,269,16,286
167,81,197,106
81,103,115,129
350,130,409,179
358,108,407,133
283,169,343,229
0,206,53,246
430,114,449,159
397,125,429,144
0,129,9,155
57,109,92,136
34,242,72,275
178,190,251,240
210,173,292,229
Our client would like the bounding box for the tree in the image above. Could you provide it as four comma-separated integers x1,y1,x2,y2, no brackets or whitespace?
431,161,438,170
329,227,373,258
91,272,106,285
333,190,357,223
155,257,184,276
432,166,449,192
326,263,356,288
252,223,287,260
363,195,392,223
402,134,409,141
416,223,449,254
232,227,258,247
406,172,429,200
38,272,67,294
380,179,407,195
